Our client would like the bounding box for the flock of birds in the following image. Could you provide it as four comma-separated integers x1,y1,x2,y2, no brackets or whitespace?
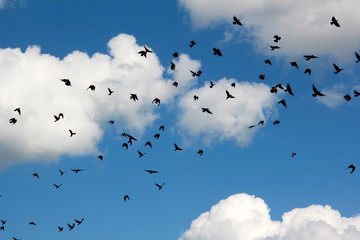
1,15,359,239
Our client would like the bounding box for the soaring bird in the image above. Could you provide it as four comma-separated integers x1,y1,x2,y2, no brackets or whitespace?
273,35,281,42
109,120,115,125
201,107,213,114
137,150,146,158
259,74,265,80
174,143,183,151
122,142,128,150
123,195,130,202
197,149,203,156
172,52,179,58
248,125,255,129
170,61,175,70
152,98,160,106
54,113,64,122
355,52,360,63
155,182,165,190
273,120,280,125
0,226,4,231
144,46,153,54
270,45,280,50
71,169,84,173
284,83,294,96
67,223,75,231
145,141,152,148
69,130,76,137
258,120,264,126
145,169,160,174
159,125,165,131
87,85,95,91
290,61,299,69
74,218,84,225
1,219,6,225
154,133,160,139
312,85,325,97
264,59,272,65
344,94,351,102
333,63,343,74
226,90,235,99
292,152,296,157
138,50,147,57
189,41,196,47
330,16,340,27
32,173,40,179
130,93,138,101
347,164,356,174
9,118,17,124
354,90,360,97
59,169,65,176
58,226,64,232
29,221,36,226
209,81,215,88
304,68,311,75
270,84,284,94
193,95,199,100
108,87,114,95
231,82,236,88
304,55,318,61
97,155,103,161
14,108,21,115
53,184,62,189
278,99,287,108
232,16,242,26
60,79,72,86
213,48,222,56
172,81,178,87
190,70,202,77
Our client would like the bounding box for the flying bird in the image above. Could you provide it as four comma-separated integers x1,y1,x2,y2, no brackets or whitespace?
304,68,311,75
284,83,294,96
69,129,76,137
278,99,287,108
201,107,213,114
354,90,360,97
304,55,318,61
0,226,4,231
123,195,130,202
152,98,160,106
213,48,222,56
347,164,356,174
232,16,242,26
137,150,146,158
264,59,272,65
159,125,165,131
355,52,360,63
330,16,340,27
60,79,72,86
273,120,280,125
59,169,65,176
189,41,196,47
290,61,299,69
58,226,64,232
344,94,351,102
172,52,179,58
312,85,325,97
53,184,62,189
14,108,21,115
292,152,296,157
193,95,199,100
97,155,103,161
32,173,39,179
273,35,281,42
333,63,343,74
170,61,175,70
154,133,160,139
28,221,36,226
87,85,95,91
74,218,84,225
197,149,203,156
190,70,202,77
231,82,236,88
122,142,128,150
108,87,114,95
54,113,64,122
130,93,139,101
67,223,75,231
172,82,178,87
258,120,264,126
270,84,284,94
109,120,115,125
259,74,265,80
270,45,280,50
145,141,152,148
1,219,6,225
226,90,235,99
145,169,160,174
155,182,165,190
174,143,183,151
71,169,84,173
209,81,215,88
249,125,255,129
9,118,17,124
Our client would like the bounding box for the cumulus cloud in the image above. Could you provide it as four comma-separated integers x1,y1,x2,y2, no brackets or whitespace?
179,0,360,61
176,78,278,146
179,193,360,240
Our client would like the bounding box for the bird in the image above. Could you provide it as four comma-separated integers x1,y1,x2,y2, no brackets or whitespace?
172,52,179,58
138,50,147,57
333,63,343,74
312,85,325,97
14,108,21,115
58,226,63,232
354,90,360,97
28,221,36,226
193,95,199,100
59,169,65,176
170,61,175,70
54,113,64,122
13,237,21,240
209,81,215,88
304,68,311,75
137,150,146,158
232,16,242,26
74,218,84,225
32,173,39,179
109,120,115,125
60,79,72,86
189,41,196,47
71,169,84,173
273,35,281,42
258,120,264,126
152,98,160,106
249,125,255,129
292,152,296,157
97,155,103,161
53,184,62,189
1,219,6,225
264,59,272,65
270,84,284,94
270,45,280,50
259,74,265,80
226,90,235,99
190,70,202,77
172,82,178,87
347,164,356,174
130,93,138,101
330,16,340,27
284,83,294,96
87,85,95,91
201,107,213,114
154,133,160,139
355,52,360,63
145,141,152,148
278,99,287,108
122,142,128,150
213,48,222,56
344,94,351,102
108,87,114,95
145,169,160,174
144,46,152,53
159,125,165,131
304,55,318,61
231,82,236,88
0,226,4,231
9,118,17,124
290,61,299,69
123,195,130,202
273,120,280,125
174,143,183,151
155,182,165,190
67,223,75,231
69,129,76,137
197,149,203,156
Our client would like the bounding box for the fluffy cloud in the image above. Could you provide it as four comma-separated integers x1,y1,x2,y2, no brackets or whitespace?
179,0,360,61
176,78,278,146
179,193,360,240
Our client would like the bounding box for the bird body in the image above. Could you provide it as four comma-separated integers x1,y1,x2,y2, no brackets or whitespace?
201,107,213,114
330,16,340,27
226,90,235,99
174,143,183,151
233,16,242,26
87,85,95,91
333,63,343,74
312,85,325,97
130,93,139,101
213,48,222,56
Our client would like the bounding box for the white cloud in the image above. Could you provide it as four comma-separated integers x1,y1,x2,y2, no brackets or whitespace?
179,0,360,61
176,78,278,146
179,193,360,240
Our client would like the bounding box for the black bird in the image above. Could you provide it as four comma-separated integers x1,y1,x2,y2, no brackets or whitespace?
173,52,179,58
347,164,356,174
97,155,103,161
201,107,213,114
249,125,255,129
128,138,133,146
109,120,115,125
154,133,160,139
270,84,284,94
213,48,222,56
354,90,360,97
209,81,215,88
330,16,340,27
67,223,75,231
189,41,196,47
231,82,236,88
273,120,280,125
0,226,4,231
304,68,311,75
333,63,343,74
74,218,84,225
278,99,287,108
264,59,272,65
29,221,36,226
155,182,165,190
122,142,128,150
193,95,199,100
138,50,147,58
159,125,165,131
145,169,160,174
69,129,76,137
197,149,203,156
13,237,21,240
145,141,152,148
144,46,153,53
53,184,62,189
190,70,202,77
152,98,160,106
108,87,114,95
284,83,294,96
1,219,6,225
59,169,65,176
170,61,175,70
9,118,17,124
54,113,64,122
226,90,235,99
304,55,318,61
312,85,325,97
71,169,84,173
87,85,95,91
137,150,146,158
292,152,296,157
273,35,281,42
290,61,299,69
14,108,21,115
232,16,242,26
172,82,178,87
60,79,72,86
32,173,39,179
258,120,264,126
270,45,280,50
124,195,130,202
174,143,182,151
130,93,138,101
58,226,64,232
344,94,351,102
259,74,265,80
355,52,360,63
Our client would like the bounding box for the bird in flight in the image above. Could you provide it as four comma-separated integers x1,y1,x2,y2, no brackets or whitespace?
273,35,281,42
155,182,165,190
74,218,84,225
273,120,280,125
109,120,115,125
354,90,360,97
231,82,236,88
172,81,178,87
32,173,40,179
209,81,215,88
258,120,264,126
71,169,84,173
59,169,66,176
28,221,36,226
232,16,242,26
174,143,183,151
259,74,265,80
123,195,130,202
67,223,75,231
122,142,128,150
154,133,160,139
145,141,152,148
270,45,280,50
1,219,6,225
213,48,222,56
87,85,95,91
284,83,294,96
330,16,340,27
264,59,272,65
108,87,114,95
9,118,17,124
58,226,64,232
138,46,152,58
355,52,360,63
159,125,164,131
190,70,202,77
312,85,325,97
197,149,203,156
69,130,76,137
270,84,284,94
152,98,160,106
292,152,296,157
344,94,351,102
53,184,62,189
201,107,213,114
60,78,72,86
304,68,311,75
347,164,356,174
172,52,179,58
145,169,160,174
290,61,299,69
97,155,103,161
193,95,199,100
226,90,235,99
304,55,318,61
248,125,255,129
189,41,196,48
170,61,175,70
130,93,139,101
278,99,287,108
14,108,21,115
333,63,343,74
54,113,64,122
137,150,146,158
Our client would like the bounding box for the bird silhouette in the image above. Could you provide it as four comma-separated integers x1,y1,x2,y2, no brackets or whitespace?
273,120,280,125
159,125,164,131
138,50,147,57
53,184,62,189
344,94,351,102
355,52,360,63
273,35,281,42
330,16,340,27
190,70,202,77
58,226,64,232
108,87,114,95
60,79,72,86
130,93,139,101
232,16,242,26
97,155,103,161
264,59,272,65
270,45,280,50
201,107,213,114
209,81,215,88
213,48,222,56
74,218,84,225
270,84,284,94
278,99,287,108
259,74,265,80
59,169,65,176
258,120,264,125
152,98,160,106
71,169,84,173
155,182,165,190
174,143,182,151
9,118,17,124
32,173,39,179
193,95,199,100
67,223,75,231
172,52,179,58
354,90,360,97
154,133,160,139
137,150,146,158
333,63,343,74
197,149,203,156
122,142,128,150
304,55,318,61
12,237,21,240
1,219,6,225
312,85,325,97
249,125,255,129
14,108,21,115
54,113,64,122
304,68,311,75
284,83,294,96
145,169,160,174
144,46,152,53
109,120,115,125
189,41,196,47
290,61,299,69
124,195,130,202
28,222,36,226
145,141,152,148
292,152,296,157
347,164,355,174
87,85,95,91
69,130,76,137
172,82,178,87
0,226,4,231
231,82,236,88
226,90,235,99
170,61,175,70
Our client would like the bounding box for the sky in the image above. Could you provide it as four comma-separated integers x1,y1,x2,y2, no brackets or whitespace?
0,0,360,239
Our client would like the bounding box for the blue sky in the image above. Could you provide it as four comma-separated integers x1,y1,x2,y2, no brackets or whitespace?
1,0,360,239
